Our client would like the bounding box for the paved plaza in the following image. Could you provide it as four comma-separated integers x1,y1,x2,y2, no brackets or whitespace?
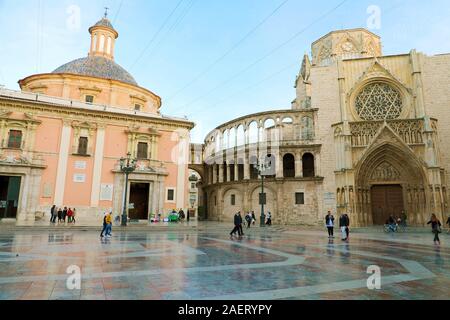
0,225,449,300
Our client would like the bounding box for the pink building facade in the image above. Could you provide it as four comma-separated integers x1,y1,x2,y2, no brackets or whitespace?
0,16,194,223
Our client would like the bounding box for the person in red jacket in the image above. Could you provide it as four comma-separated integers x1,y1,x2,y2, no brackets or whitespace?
67,208,73,224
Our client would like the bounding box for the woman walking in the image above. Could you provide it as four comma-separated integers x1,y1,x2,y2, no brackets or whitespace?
72,208,77,224
427,214,442,245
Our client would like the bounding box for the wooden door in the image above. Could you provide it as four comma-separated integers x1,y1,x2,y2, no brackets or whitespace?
371,185,404,225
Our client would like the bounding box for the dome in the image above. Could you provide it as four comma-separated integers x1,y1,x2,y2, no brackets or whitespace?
94,18,114,30
52,56,138,86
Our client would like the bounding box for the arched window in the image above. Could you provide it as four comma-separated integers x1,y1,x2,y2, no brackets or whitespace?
99,35,105,52
302,153,315,178
107,36,112,55
236,125,245,146
248,121,258,144
283,154,295,178
92,34,98,52
355,82,403,120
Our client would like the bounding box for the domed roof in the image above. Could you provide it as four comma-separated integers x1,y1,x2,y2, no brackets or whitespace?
52,56,138,86
94,17,114,29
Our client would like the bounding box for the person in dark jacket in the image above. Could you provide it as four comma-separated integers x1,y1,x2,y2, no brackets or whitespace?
57,207,63,223
251,211,256,225
50,205,56,223
325,211,335,238
238,212,244,235
230,212,243,237
62,207,68,223
339,214,350,241
344,214,350,240
427,214,442,245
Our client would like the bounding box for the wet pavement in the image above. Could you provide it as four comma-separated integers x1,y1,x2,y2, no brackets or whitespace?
0,227,448,300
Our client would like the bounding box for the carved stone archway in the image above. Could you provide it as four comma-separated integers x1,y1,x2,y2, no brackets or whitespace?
354,128,429,226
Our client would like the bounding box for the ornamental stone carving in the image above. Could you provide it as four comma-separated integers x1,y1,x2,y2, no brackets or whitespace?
370,162,401,181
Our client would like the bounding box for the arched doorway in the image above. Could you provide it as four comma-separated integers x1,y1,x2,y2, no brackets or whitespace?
355,140,428,226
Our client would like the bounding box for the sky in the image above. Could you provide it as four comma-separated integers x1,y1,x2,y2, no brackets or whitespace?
0,0,449,143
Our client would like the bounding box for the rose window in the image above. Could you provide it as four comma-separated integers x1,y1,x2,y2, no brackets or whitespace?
355,83,403,120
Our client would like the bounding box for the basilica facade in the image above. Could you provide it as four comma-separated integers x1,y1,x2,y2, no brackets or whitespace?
0,16,194,223
190,28,450,227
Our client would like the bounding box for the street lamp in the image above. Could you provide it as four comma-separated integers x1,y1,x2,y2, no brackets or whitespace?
253,157,272,227
120,152,137,226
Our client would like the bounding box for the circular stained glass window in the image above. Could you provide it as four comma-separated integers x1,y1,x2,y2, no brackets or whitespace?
355,82,403,120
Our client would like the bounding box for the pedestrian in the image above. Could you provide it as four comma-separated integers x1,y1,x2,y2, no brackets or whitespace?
344,214,350,240
427,214,442,245
72,208,77,224
266,212,272,226
251,211,256,225
50,205,56,223
230,212,241,237
100,212,108,238
67,208,73,224
187,209,190,222
325,211,335,238
246,212,252,229
238,212,244,236
339,214,347,241
57,207,63,223
62,207,68,223
179,208,185,220
105,211,113,237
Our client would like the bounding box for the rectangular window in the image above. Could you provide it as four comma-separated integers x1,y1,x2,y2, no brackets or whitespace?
77,137,88,155
231,194,236,206
137,142,148,159
134,104,141,111
295,192,305,205
8,130,22,149
259,193,266,205
85,95,94,103
167,189,175,202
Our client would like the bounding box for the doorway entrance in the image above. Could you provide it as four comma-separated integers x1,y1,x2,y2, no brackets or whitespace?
129,183,149,220
0,176,21,219
371,185,404,225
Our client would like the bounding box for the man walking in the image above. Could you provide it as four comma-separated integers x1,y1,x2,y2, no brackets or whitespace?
325,211,335,238
230,212,242,237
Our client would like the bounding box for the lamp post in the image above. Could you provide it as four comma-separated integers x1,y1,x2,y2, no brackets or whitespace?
120,152,137,226
253,158,272,227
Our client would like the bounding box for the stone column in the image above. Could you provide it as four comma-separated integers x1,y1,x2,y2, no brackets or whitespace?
234,163,239,181
244,157,250,180
90,125,106,207
213,165,218,184
219,164,224,183
54,120,72,206
226,164,231,182
295,152,303,178
275,152,283,179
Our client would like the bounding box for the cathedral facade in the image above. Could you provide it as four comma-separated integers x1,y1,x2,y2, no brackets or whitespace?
191,29,450,227
0,16,194,223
